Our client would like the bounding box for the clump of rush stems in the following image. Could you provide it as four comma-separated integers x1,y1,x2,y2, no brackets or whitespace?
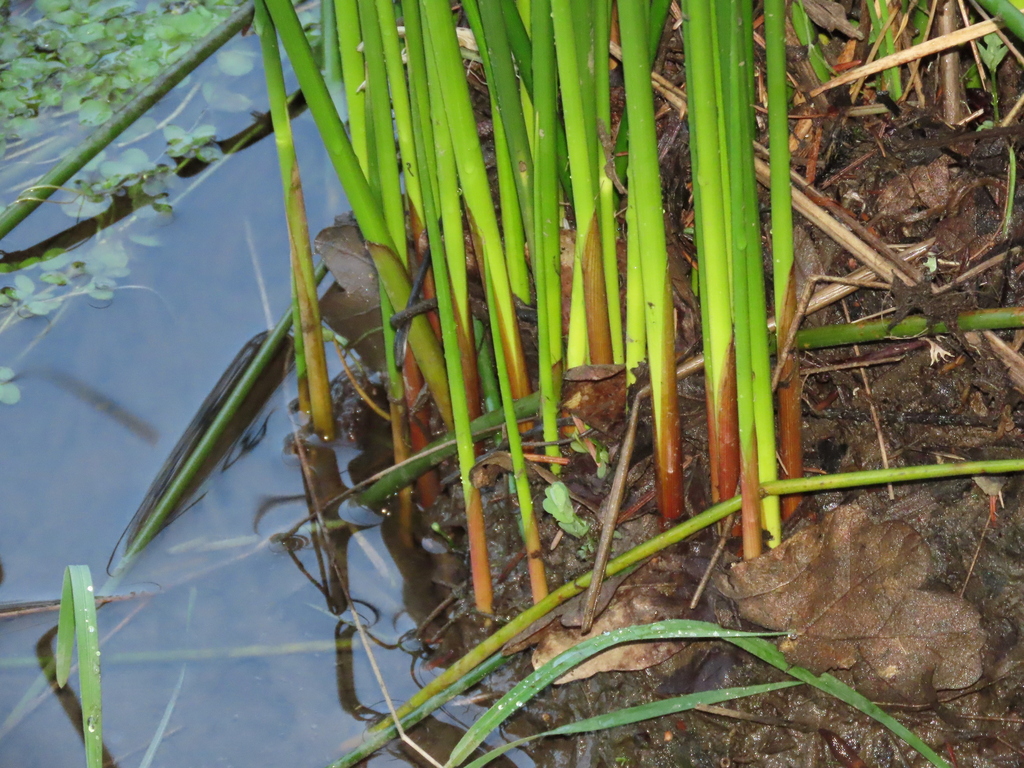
22,0,1024,765
683,0,779,556
257,0,1024,647
260,0,692,611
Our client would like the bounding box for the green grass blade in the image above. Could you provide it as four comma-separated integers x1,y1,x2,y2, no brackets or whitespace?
446,620,783,766
461,681,800,768
729,636,950,768
55,569,76,688
56,566,103,768
450,617,949,768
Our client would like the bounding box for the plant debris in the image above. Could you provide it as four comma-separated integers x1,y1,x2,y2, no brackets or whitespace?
716,503,985,705
530,557,692,683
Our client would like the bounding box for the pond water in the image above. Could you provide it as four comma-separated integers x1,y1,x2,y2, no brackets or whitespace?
0,23,487,768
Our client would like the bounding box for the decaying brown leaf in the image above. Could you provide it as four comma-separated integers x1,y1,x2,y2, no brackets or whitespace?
716,504,985,704
315,218,385,371
801,0,863,39
530,558,690,684
874,157,951,222
561,365,627,437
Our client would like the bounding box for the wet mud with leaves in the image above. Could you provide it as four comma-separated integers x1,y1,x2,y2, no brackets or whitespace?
372,12,1024,767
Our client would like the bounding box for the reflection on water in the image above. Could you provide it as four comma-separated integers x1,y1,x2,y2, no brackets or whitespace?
0,28,490,768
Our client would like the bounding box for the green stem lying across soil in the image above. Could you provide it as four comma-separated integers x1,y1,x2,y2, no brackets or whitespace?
335,458,1024,768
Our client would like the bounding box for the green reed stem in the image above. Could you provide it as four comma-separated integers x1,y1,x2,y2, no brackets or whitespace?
413,1,494,612
375,0,423,219
357,0,407,264
611,0,674,184
263,0,453,427
624,161,646,383
595,0,623,363
684,0,735,503
736,0,780,546
472,0,536,266
421,0,531,404
795,307,1024,348
865,0,902,99
334,0,368,172
530,0,564,460
256,0,334,440
619,0,682,520
321,0,343,107
765,0,801,523
721,0,762,554
551,0,599,368
493,115,531,303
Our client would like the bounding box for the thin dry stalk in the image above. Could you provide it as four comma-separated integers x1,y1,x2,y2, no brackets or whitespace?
960,496,996,597
753,157,911,284
842,299,894,499
580,389,645,634
333,340,390,421
941,0,968,124
850,0,907,104
811,18,1002,96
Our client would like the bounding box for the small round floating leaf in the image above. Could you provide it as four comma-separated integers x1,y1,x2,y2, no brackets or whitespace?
26,300,57,315
88,287,115,301
40,249,72,270
162,124,188,142
0,382,20,405
36,0,71,16
74,22,106,43
13,274,35,299
195,143,223,163
201,81,250,111
129,233,161,247
78,100,113,126
67,198,111,219
216,48,254,76
50,8,81,25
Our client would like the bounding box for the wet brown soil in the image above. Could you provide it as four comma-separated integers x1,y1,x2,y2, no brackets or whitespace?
388,13,1024,768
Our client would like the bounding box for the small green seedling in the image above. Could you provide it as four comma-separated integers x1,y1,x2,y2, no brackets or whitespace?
56,565,103,768
542,482,589,538
569,420,610,479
